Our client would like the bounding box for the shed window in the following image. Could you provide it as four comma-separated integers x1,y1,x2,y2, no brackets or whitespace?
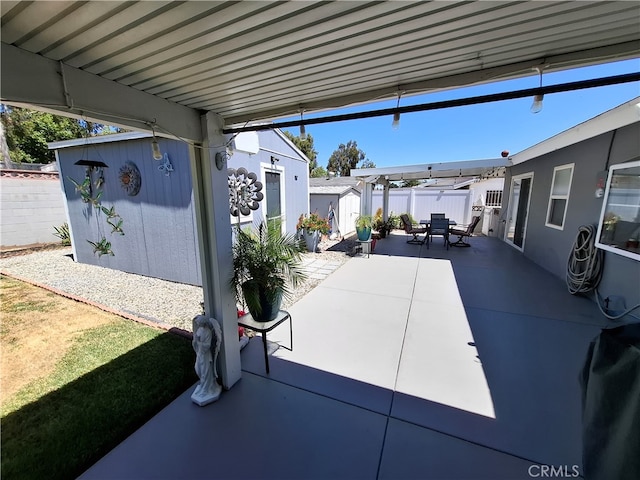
545,163,574,230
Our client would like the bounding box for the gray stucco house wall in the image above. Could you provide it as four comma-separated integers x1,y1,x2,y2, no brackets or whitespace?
51,129,309,286
503,119,639,308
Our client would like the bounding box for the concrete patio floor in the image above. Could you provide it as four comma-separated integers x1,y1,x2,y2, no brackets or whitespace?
81,232,608,479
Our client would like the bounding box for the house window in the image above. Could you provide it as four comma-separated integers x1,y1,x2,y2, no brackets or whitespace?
595,160,640,262
545,163,574,230
485,190,503,207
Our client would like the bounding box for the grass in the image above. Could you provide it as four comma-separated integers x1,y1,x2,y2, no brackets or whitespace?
1,275,197,480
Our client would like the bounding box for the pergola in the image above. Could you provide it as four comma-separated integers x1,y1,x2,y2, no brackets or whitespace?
351,157,511,221
2,1,639,389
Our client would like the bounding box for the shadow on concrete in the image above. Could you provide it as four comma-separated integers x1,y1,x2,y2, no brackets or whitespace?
81,340,539,480
79,233,606,479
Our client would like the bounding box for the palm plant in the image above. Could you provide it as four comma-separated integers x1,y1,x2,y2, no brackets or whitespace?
231,221,307,320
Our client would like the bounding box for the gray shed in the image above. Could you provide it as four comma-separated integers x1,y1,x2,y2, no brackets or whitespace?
50,129,309,286
309,176,361,237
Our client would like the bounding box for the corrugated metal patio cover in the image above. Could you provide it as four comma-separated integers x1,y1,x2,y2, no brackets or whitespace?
1,1,639,125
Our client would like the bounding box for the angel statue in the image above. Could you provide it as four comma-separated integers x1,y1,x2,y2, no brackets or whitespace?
191,315,222,406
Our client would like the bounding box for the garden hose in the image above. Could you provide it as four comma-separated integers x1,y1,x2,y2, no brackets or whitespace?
566,225,603,295
567,224,640,321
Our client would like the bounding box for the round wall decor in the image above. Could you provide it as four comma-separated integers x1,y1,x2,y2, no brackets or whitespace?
119,161,142,196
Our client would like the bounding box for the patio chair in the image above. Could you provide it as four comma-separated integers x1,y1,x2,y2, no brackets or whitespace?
400,214,427,245
430,213,445,242
449,216,481,247
428,217,450,250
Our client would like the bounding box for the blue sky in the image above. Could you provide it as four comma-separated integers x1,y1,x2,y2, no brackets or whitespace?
281,58,639,169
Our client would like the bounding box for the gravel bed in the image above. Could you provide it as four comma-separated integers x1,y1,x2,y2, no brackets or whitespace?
0,237,355,332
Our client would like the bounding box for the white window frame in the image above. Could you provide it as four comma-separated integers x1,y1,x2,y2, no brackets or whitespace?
260,162,286,234
545,163,574,230
504,172,534,251
595,160,640,262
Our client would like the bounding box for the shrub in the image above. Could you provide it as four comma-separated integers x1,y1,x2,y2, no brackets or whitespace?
296,213,330,234
52,223,71,246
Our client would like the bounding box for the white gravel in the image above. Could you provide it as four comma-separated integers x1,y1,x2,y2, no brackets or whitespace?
0,239,353,331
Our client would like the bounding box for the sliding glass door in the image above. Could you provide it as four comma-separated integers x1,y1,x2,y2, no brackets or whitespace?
505,173,533,250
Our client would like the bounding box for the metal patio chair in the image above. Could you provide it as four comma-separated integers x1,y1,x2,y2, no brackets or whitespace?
400,214,427,245
449,216,481,247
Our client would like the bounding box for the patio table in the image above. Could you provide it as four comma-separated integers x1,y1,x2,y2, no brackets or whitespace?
419,219,457,227
420,219,457,245
237,310,293,374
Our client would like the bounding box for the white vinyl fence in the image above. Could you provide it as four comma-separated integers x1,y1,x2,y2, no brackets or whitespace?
372,188,473,224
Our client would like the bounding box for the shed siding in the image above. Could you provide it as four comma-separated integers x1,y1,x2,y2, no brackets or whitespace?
504,122,640,307
56,131,308,286
58,137,202,285
342,192,360,235
310,193,339,220
255,130,309,233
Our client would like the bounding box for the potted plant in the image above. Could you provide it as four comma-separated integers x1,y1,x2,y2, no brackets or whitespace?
374,218,393,238
296,213,330,252
388,213,400,231
231,221,307,321
373,208,386,238
355,214,373,241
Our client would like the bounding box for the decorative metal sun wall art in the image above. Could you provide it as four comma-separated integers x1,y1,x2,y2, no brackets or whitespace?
228,167,263,216
119,161,142,196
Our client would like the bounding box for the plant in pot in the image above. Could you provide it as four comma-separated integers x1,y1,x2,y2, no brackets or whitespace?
373,208,386,238
231,221,307,321
296,213,330,252
374,218,392,238
355,214,373,241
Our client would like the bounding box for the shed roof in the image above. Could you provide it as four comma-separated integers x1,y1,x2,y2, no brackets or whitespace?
309,185,361,196
48,132,152,150
310,176,361,187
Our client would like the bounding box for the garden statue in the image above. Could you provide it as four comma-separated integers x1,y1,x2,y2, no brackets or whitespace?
191,315,222,406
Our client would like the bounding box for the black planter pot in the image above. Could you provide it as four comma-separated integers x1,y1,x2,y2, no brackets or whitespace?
242,280,283,321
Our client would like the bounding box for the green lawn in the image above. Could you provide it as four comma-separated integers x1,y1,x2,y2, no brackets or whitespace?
1,278,197,480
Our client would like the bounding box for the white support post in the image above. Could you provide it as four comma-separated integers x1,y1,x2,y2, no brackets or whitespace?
361,181,373,216
409,188,416,218
382,183,390,221
189,112,241,390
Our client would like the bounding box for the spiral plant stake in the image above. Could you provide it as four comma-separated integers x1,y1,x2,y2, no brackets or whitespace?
228,167,265,314
228,167,264,218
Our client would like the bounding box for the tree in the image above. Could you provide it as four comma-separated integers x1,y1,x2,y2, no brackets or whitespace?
360,159,376,169
282,130,318,173
400,179,422,188
0,105,123,164
327,140,375,177
310,166,327,178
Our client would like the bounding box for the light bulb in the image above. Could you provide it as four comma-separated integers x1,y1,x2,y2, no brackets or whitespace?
151,137,163,160
530,94,544,114
300,123,306,139
392,112,400,129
